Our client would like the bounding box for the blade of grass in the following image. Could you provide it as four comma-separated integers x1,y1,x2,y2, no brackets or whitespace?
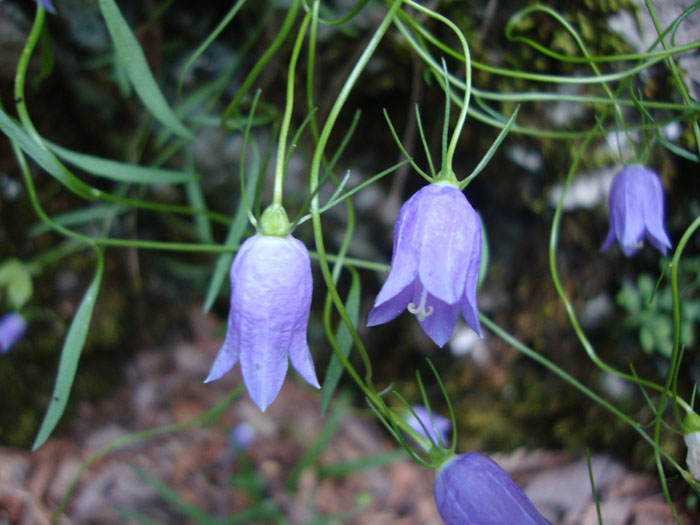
97,0,193,140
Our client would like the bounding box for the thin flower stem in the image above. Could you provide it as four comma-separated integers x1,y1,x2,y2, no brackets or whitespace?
309,0,403,414
403,0,471,175
273,10,312,206
644,0,700,159
479,314,684,472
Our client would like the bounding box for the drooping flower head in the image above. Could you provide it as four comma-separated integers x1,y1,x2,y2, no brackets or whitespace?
368,182,482,347
434,452,551,525
205,232,319,411
601,166,671,257
0,312,27,355
405,405,452,447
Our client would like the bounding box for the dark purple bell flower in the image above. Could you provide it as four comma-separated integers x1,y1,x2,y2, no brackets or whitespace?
368,182,482,347
434,452,551,525
0,312,27,355
406,405,451,446
601,166,671,257
205,233,320,411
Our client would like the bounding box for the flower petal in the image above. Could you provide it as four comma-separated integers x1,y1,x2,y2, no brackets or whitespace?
460,222,482,336
204,327,239,383
416,291,460,347
417,184,474,304
371,196,420,310
641,170,671,254
367,281,414,326
434,453,551,525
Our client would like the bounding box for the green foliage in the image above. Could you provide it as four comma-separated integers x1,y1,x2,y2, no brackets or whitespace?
617,259,700,358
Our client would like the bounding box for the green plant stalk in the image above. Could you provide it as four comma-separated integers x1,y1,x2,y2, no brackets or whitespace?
480,314,684,472
220,0,302,127
273,10,312,206
309,0,403,399
402,0,470,177
645,0,700,157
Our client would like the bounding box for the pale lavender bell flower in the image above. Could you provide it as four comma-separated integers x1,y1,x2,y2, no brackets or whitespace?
205,234,320,411
601,166,671,257
368,182,482,347
0,312,27,355
406,405,451,446
434,452,551,525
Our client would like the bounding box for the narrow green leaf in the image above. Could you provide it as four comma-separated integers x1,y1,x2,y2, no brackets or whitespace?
320,269,361,415
97,0,193,140
32,249,104,450
0,107,96,200
45,141,196,184
202,141,260,312
29,204,127,236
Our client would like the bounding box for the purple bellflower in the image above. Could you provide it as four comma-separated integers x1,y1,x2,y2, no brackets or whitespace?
0,312,27,355
406,405,452,446
601,166,671,257
434,452,551,525
367,182,482,347
205,233,320,412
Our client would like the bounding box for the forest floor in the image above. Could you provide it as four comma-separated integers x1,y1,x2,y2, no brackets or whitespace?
0,309,695,525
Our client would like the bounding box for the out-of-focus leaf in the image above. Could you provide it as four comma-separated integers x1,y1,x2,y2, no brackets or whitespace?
33,250,104,450
97,0,193,140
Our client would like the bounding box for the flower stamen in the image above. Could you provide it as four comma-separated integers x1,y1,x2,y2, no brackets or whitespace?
407,287,434,321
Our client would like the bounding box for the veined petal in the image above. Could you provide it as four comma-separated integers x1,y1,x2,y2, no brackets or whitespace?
204,327,239,383
434,453,551,525
461,221,482,337
416,289,460,347
372,196,421,309
615,172,645,254
367,282,414,326
641,170,671,254
416,184,476,304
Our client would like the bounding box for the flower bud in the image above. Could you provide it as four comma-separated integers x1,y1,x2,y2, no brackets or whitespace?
434,453,550,525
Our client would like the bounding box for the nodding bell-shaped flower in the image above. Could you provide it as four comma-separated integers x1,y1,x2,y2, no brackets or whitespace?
368,182,482,347
406,405,451,446
205,227,320,412
601,166,671,257
434,453,551,525
0,312,27,355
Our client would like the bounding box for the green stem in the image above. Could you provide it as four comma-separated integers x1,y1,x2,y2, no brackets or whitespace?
309,0,403,415
402,0,470,175
480,314,684,472
273,10,312,205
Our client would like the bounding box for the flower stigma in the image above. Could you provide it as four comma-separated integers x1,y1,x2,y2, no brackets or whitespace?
407,286,434,321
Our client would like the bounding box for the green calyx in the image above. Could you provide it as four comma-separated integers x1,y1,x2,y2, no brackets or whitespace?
432,170,459,186
259,204,291,236
684,412,700,434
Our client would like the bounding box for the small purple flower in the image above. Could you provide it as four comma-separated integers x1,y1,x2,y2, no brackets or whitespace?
368,182,482,347
0,312,27,355
205,233,320,411
434,452,551,525
406,405,452,446
35,0,56,13
230,422,256,450
601,166,671,257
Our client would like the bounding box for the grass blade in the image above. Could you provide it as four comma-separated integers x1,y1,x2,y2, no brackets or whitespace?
97,0,193,140
33,248,105,450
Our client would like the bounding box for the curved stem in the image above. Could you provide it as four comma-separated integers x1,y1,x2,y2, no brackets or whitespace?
273,10,312,205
